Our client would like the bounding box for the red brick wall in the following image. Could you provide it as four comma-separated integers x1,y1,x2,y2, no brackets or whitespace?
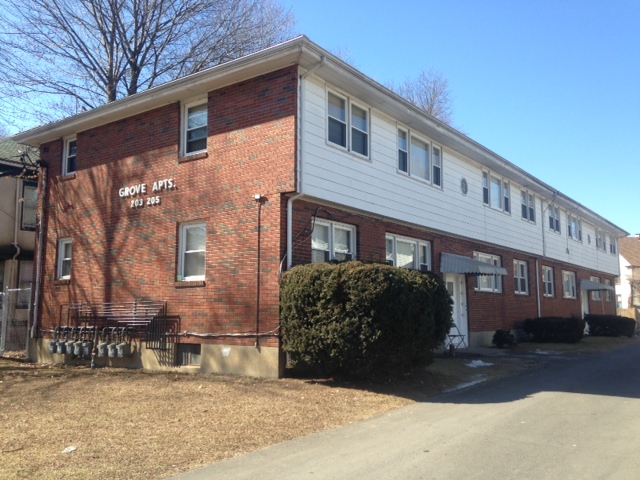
290,200,617,334
36,66,299,348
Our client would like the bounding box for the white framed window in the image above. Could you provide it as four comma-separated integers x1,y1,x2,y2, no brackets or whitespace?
595,228,607,251
548,205,561,233
609,235,617,254
590,276,601,301
21,181,38,230
521,191,535,223
396,127,442,187
182,100,208,156
567,214,582,241
63,137,77,176
604,279,612,302
178,223,206,281
327,91,369,158
562,270,576,299
18,261,33,290
514,260,528,295
311,220,355,263
385,234,431,272
542,266,554,297
475,252,502,293
57,238,72,280
482,171,510,213
616,294,622,308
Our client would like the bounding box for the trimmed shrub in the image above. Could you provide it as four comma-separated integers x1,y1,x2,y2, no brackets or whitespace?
280,261,453,378
492,329,516,348
585,314,636,338
523,316,585,343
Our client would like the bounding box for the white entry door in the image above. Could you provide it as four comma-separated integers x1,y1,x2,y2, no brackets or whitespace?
581,289,590,318
445,273,468,347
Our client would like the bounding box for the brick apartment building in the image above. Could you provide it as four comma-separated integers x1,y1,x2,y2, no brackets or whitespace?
14,37,626,377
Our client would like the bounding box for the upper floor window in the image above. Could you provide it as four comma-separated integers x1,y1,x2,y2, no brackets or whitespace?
327,91,368,157
590,276,601,301
595,228,607,251
482,172,510,213
63,137,77,176
475,252,502,293
514,260,529,295
548,205,561,233
562,270,576,299
542,265,554,297
609,235,617,254
311,220,355,263
396,128,442,187
57,238,73,280
178,223,206,281
385,234,431,272
21,181,38,230
182,100,208,156
567,214,582,241
521,191,535,223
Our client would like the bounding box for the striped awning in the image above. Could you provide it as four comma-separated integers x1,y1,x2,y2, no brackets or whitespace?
580,279,614,291
440,253,508,276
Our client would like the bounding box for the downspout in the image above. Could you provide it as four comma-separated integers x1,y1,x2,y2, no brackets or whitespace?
535,259,541,317
11,178,21,285
537,192,557,319
286,56,326,270
31,163,47,339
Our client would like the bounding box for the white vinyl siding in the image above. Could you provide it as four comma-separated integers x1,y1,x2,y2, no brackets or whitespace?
311,220,355,263
562,270,577,299
385,234,431,271
475,252,502,293
514,260,528,295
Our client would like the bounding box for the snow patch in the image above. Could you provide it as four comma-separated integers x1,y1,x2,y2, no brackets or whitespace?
466,359,494,368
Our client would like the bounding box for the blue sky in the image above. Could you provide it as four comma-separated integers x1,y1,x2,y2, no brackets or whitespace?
284,0,640,237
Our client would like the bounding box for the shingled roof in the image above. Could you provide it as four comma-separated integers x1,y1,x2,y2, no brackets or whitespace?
0,138,39,178
619,236,640,267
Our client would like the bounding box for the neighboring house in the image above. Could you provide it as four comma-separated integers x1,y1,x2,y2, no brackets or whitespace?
617,236,640,320
0,139,38,300
14,37,626,377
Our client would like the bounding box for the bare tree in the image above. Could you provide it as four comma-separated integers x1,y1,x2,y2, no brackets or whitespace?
0,0,294,128
389,68,453,125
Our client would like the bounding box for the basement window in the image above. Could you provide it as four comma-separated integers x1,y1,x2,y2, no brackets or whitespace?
178,344,201,366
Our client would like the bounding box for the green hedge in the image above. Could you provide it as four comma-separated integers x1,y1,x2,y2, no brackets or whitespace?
280,261,453,378
585,314,636,337
523,316,585,343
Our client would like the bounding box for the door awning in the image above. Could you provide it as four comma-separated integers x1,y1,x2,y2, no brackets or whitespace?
440,253,508,276
580,279,614,291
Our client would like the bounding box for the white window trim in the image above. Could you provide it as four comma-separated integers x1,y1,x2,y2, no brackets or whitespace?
311,219,356,263
567,213,583,242
396,126,443,188
609,235,617,255
514,260,528,295
181,99,208,157
562,270,577,299
178,223,206,281
482,171,510,213
385,234,431,272
542,266,554,297
548,205,561,233
520,190,536,223
595,228,607,251
474,252,502,293
57,238,72,280
327,89,369,159
63,136,77,176
21,181,38,231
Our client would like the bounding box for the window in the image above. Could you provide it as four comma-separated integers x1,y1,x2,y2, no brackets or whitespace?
57,238,72,280
616,294,622,309
327,91,368,157
21,182,37,230
385,234,431,271
514,260,528,295
548,205,561,233
311,220,355,263
609,235,617,254
567,214,582,241
562,270,576,299
177,344,201,366
521,191,535,222
178,223,206,281
396,128,442,187
604,279,612,302
542,266,554,297
475,252,502,293
590,276,601,301
595,228,607,251
182,101,208,156
63,137,77,176
483,172,510,213
18,261,33,290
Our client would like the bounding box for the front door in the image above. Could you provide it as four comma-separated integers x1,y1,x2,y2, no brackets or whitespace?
445,273,468,347
581,289,590,318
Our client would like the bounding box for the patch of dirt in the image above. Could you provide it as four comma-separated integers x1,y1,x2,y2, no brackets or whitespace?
0,335,636,479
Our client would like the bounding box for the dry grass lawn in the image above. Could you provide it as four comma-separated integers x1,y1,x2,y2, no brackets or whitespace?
1,335,637,479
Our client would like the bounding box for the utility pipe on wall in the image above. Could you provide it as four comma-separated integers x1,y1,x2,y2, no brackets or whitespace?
31,163,47,339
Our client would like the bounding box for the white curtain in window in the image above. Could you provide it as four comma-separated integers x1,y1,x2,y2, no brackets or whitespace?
311,224,329,251
396,240,415,269
334,228,351,253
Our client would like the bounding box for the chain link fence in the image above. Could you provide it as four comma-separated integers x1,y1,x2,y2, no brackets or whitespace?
0,288,31,355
